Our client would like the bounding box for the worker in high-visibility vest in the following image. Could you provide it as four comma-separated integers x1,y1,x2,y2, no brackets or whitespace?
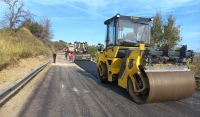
94,53,97,62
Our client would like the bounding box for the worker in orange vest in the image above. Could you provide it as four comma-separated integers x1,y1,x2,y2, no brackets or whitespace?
68,52,71,61
71,52,75,63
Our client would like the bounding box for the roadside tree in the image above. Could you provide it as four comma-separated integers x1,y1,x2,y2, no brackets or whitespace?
151,12,182,50
0,0,32,30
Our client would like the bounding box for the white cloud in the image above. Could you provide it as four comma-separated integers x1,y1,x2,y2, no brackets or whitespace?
183,32,200,39
25,0,110,19
123,0,199,16
56,2,107,19
180,9,199,15
139,0,198,10
20,0,200,19
25,0,113,7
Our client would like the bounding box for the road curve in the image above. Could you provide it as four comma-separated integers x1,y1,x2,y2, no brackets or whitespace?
18,54,200,117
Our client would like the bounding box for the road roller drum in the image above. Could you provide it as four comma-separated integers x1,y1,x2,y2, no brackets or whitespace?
145,71,196,103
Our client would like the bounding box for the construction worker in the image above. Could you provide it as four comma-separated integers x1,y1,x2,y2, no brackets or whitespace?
71,52,75,63
68,52,71,61
65,52,68,59
52,53,57,63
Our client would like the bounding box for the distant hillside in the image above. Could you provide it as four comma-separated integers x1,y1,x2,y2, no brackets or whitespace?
0,28,55,71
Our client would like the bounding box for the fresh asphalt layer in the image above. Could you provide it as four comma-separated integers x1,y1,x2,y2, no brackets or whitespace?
18,54,200,117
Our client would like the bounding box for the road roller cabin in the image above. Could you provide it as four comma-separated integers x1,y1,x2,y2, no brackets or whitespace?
96,14,196,104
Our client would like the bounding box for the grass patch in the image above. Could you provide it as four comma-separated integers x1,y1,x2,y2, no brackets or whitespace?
0,28,54,70
190,56,200,90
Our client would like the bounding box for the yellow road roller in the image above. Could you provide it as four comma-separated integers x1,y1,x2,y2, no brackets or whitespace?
96,14,196,104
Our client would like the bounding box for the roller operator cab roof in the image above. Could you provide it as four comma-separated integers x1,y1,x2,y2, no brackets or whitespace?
104,14,153,25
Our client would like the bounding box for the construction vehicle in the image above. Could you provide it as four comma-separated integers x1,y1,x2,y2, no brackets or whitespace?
74,41,91,61
66,45,74,53
65,45,74,59
96,14,196,104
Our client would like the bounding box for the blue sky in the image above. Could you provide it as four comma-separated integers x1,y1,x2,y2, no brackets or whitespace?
0,0,200,51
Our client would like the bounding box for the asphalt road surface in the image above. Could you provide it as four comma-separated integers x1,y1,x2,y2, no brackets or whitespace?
18,53,200,117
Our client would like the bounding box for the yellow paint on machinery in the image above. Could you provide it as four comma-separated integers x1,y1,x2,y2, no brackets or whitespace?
118,49,142,89
96,14,196,104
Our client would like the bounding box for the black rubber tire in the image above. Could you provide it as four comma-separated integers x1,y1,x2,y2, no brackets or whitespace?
127,77,146,104
97,63,107,83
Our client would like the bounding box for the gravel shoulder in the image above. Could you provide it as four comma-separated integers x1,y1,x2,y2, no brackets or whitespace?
0,56,51,117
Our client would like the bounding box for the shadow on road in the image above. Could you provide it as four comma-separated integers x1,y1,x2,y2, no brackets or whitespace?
74,61,131,101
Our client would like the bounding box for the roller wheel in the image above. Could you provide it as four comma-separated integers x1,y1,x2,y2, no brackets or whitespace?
97,63,107,83
127,76,148,104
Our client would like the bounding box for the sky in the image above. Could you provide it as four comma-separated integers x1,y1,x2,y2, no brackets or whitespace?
0,0,200,51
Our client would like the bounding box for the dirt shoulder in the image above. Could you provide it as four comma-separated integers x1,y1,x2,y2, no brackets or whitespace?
0,55,50,90
0,55,52,117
